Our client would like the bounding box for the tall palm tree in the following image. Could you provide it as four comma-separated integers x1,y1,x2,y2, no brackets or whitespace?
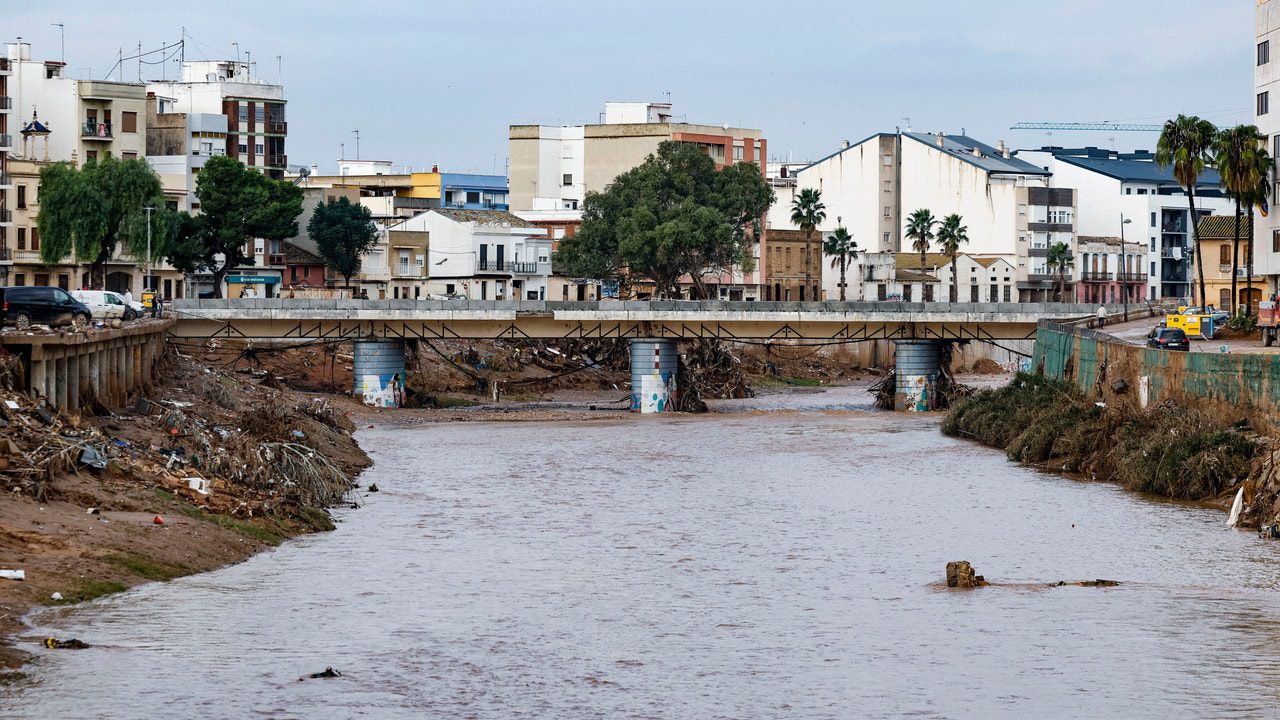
1157,115,1218,306
1212,125,1259,314
790,188,826,301
1242,144,1274,315
935,213,969,302
905,209,937,273
1047,241,1075,303
823,226,859,301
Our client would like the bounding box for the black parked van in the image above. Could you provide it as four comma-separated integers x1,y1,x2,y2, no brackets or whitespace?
0,286,92,329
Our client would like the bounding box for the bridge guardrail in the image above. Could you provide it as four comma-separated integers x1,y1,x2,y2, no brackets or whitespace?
172,298,1134,315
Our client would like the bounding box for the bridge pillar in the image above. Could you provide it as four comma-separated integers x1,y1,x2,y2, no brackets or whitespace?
630,339,678,413
893,340,942,412
353,339,406,408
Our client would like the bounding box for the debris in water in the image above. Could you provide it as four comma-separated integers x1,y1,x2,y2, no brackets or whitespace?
153,515,165,525
945,560,987,588
0,569,24,581
50,592,63,601
367,483,379,492
300,667,342,681
44,638,90,649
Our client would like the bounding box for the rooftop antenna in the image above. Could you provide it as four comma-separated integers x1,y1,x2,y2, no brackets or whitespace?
276,54,281,80
352,129,360,160
51,23,64,64
340,142,345,162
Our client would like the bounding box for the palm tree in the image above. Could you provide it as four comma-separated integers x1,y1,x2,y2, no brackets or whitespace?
790,188,826,301
905,209,937,273
1212,125,1260,314
1157,115,1218,306
823,226,859,301
1047,241,1075,303
935,214,969,302
1242,144,1273,315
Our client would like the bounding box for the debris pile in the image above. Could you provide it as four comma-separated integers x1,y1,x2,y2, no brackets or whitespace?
945,561,987,588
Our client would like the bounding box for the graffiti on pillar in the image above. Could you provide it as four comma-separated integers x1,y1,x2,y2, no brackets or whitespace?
358,372,406,408
635,371,676,413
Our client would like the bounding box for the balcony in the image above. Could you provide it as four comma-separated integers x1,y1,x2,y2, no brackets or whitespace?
82,122,113,140
1024,273,1072,285
0,133,11,150
394,264,425,279
1080,270,1113,282
0,96,11,112
0,172,11,188
1116,272,1147,283
509,260,543,275
0,58,10,75
1027,222,1073,233
444,201,510,212
266,154,288,169
0,209,11,224
0,246,10,262
267,253,286,266
476,259,511,274
267,121,287,134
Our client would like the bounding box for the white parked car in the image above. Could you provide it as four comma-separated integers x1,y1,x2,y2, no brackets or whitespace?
71,290,143,321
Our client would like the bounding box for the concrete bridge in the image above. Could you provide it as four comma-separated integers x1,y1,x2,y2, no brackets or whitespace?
169,299,1104,341
169,299,1116,412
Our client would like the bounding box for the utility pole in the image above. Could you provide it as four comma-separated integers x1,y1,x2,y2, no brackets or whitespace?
144,205,155,293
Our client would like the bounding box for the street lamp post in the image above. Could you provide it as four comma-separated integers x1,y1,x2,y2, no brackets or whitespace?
143,205,154,294
1120,214,1132,323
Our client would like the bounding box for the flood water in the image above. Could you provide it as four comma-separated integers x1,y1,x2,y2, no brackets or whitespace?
9,385,1280,719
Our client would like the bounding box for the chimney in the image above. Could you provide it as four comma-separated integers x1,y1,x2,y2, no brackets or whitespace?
998,140,1010,159
842,139,851,149
972,146,983,158
935,132,945,147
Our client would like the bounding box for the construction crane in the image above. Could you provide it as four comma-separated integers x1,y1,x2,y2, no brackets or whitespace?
1010,121,1162,132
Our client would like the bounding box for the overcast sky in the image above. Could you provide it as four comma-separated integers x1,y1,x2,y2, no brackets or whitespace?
9,0,1256,175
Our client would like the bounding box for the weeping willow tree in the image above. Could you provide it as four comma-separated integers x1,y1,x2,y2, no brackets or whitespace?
36,155,172,289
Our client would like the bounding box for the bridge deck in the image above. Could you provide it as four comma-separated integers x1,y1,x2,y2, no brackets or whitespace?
169,299,1108,341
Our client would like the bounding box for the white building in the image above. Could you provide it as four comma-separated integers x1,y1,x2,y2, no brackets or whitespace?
386,209,552,301
148,60,287,180
1018,147,1232,302
1256,2,1280,294
797,132,1073,302
507,124,585,222
854,252,1017,303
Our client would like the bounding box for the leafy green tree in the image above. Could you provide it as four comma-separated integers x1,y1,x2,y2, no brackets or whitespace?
554,141,773,299
905,209,937,272
789,188,826,301
309,197,378,288
167,156,303,297
1212,125,1262,314
1242,145,1273,315
1157,115,1218,305
36,155,171,289
823,226,858,301
1047,241,1075,302
936,213,969,302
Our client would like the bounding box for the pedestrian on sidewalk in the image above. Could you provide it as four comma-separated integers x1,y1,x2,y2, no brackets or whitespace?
1096,304,1108,328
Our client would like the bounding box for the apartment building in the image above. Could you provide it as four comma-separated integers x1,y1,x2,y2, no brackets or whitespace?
855,252,1016,303
1075,236,1147,305
0,51,11,275
799,132,1071,301
145,93,228,212
759,229,821,301
1256,2,1280,296
6,41,147,167
1018,146,1231,302
148,60,286,180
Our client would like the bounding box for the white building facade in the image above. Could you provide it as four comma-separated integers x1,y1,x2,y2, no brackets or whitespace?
1256,2,1280,294
798,132,1072,301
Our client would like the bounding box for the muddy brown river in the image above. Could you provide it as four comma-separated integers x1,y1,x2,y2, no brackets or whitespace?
8,386,1280,718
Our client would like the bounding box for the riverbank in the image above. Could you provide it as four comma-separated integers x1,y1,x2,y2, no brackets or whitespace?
941,372,1262,516
0,350,371,678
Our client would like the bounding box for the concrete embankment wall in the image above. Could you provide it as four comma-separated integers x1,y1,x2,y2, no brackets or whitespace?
1032,321,1280,420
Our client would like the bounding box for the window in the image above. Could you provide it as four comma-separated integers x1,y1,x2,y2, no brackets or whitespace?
16,185,25,209
553,228,566,239
883,232,890,245
883,206,891,218
1048,208,1072,224
466,191,480,204
13,274,24,286
31,227,40,250
1261,40,1271,66
255,143,264,155
121,111,137,133
733,143,744,162
1137,188,1147,195
17,228,25,250
1220,244,1231,265
238,104,248,122
883,154,892,166
1259,91,1270,116
446,283,456,295
1150,212,1157,228
562,173,573,186
1018,204,1027,215
883,180,892,193
1003,285,1011,302
1274,134,1280,162
1274,229,1280,253
85,150,97,162
238,144,248,154
122,152,137,160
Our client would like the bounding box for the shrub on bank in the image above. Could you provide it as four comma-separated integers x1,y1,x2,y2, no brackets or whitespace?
942,372,1256,501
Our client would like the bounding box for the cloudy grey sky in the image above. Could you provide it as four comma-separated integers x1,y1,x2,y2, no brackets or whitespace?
9,0,1256,174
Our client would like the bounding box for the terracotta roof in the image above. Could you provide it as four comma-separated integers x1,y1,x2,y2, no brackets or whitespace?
1077,235,1123,246
895,252,950,270
970,256,1003,268
433,208,537,228
1196,215,1252,241
284,241,324,265
764,228,813,242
